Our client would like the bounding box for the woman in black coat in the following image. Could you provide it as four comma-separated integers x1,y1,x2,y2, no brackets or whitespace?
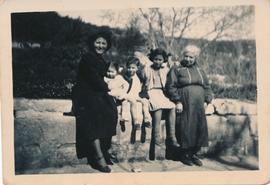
72,30,118,173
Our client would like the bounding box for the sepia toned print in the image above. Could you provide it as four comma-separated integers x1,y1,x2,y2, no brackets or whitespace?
1,0,270,185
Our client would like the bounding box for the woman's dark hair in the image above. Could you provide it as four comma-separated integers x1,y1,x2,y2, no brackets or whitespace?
87,28,112,51
148,48,168,63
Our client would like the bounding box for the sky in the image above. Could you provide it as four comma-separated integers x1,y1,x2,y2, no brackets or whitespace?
58,9,133,29
58,6,255,41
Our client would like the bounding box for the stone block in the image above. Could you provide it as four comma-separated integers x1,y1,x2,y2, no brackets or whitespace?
206,114,258,156
14,98,72,112
15,110,76,144
205,103,215,115
15,110,76,170
213,99,257,115
206,115,228,140
56,145,81,166
15,144,42,171
13,98,258,172
248,115,258,136
226,115,250,131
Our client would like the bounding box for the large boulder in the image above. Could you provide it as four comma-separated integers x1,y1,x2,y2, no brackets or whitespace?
14,110,78,171
13,98,258,172
205,114,257,156
14,107,162,171
212,99,257,115
14,98,72,112
205,103,215,115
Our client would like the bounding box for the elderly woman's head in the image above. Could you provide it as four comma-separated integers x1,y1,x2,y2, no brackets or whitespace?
182,45,201,66
88,29,112,55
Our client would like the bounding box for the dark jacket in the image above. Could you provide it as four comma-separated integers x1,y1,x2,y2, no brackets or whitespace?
165,62,213,148
72,51,118,158
166,62,213,104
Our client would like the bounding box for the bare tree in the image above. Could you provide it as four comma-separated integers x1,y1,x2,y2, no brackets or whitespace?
138,8,159,49
200,6,254,51
101,6,254,57
100,6,255,90
147,7,252,51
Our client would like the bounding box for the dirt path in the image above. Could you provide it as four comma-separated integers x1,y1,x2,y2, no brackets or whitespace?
17,156,258,175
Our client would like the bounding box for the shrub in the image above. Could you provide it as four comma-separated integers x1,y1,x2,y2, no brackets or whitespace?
12,41,257,101
211,83,257,101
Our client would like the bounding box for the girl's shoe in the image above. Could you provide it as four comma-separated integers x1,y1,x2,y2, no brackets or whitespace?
171,140,180,147
154,138,163,146
166,138,180,148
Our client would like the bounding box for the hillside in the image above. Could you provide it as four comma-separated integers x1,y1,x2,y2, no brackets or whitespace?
11,11,257,101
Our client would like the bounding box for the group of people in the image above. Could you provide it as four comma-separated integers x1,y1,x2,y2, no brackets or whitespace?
71,29,213,173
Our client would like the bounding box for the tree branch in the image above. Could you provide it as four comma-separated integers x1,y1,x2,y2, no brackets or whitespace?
139,8,157,49
178,8,192,41
169,8,177,48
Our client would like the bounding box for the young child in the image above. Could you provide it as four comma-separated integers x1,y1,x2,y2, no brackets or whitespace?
104,62,129,100
104,62,130,131
122,58,152,131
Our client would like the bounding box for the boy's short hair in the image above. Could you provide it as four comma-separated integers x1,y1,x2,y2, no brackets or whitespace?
126,58,140,67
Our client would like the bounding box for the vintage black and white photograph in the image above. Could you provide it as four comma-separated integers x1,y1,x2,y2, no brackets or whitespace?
11,4,259,176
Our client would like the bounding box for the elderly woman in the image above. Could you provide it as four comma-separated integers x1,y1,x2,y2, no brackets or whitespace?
166,45,213,166
72,30,118,173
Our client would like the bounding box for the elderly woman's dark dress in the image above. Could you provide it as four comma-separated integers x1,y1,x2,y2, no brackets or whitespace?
166,60,212,165
72,36,118,172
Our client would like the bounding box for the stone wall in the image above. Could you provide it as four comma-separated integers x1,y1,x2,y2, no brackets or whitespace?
13,98,258,172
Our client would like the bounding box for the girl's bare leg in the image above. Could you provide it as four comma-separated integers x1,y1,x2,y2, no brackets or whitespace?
152,109,163,145
165,108,179,147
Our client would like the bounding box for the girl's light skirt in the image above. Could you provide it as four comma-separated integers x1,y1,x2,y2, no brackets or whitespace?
148,89,175,111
